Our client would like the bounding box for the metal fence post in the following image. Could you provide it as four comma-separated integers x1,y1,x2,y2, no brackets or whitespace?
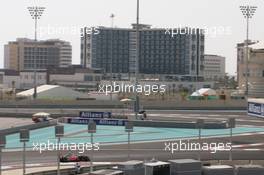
88,120,96,173
20,129,30,175
125,121,134,160
228,118,236,161
196,119,204,161
55,125,64,175
0,134,6,175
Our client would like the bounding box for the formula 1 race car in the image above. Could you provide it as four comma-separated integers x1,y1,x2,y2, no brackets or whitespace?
60,153,90,162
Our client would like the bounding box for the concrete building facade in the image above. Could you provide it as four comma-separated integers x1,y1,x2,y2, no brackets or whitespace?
0,66,102,92
81,24,205,76
237,42,264,97
203,54,226,80
4,38,72,71
0,70,47,90
20,71,47,89
47,66,102,91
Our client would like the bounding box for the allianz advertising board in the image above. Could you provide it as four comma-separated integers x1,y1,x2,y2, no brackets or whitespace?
68,118,127,126
248,101,264,118
79,111,112,119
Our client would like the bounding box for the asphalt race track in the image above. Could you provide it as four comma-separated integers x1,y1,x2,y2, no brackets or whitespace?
1,109,264,168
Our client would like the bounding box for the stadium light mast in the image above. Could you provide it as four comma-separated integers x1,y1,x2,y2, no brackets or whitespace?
110,14,115,101
28,6,45,99
239,5,257,96
134,0,140,119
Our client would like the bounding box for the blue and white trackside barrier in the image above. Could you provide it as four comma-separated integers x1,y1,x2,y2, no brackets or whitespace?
248,98,264,118
68,117,128,126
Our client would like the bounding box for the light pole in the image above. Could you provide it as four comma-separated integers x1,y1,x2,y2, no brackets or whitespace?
83,27,87,68
88,120,96,173
196,119,204,161
134,0,140,119
28,6,45,99
125,121,134,160
0,135,6,175
55,125,64,175
239,5,257,96
228,118,236,161
110,14,115,101
20,129,30,175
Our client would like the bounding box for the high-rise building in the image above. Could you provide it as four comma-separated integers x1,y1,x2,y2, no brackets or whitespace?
203,54,226,80
81,24,205,76
4,38,72,71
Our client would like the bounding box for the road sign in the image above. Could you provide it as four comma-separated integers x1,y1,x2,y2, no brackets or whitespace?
20,129,29,142
196,119,204,129
248,101,264,118
88,120,97,133
125,121,134,132
0,135,6,148
55,125,64,137
228,118,236,128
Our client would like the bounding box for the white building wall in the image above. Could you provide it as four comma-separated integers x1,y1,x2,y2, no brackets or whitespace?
58,42,72,67
49,72,101,91
50,73,83,82
4,45,10,69
2,76,20,89
19,72,47,89
204,55,226,80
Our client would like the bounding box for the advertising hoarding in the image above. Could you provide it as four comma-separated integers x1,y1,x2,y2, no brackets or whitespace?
248,99,264,118
79,111,112,119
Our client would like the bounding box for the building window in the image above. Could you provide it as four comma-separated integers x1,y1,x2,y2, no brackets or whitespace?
95,76,101,81
84,75,93,81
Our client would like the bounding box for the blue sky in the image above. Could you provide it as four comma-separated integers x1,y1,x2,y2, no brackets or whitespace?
0,0,263,75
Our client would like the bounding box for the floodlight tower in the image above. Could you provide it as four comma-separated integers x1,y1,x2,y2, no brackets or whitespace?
28,6,45,99
110,14,115,101
134,0,140,119
239,5,257,96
